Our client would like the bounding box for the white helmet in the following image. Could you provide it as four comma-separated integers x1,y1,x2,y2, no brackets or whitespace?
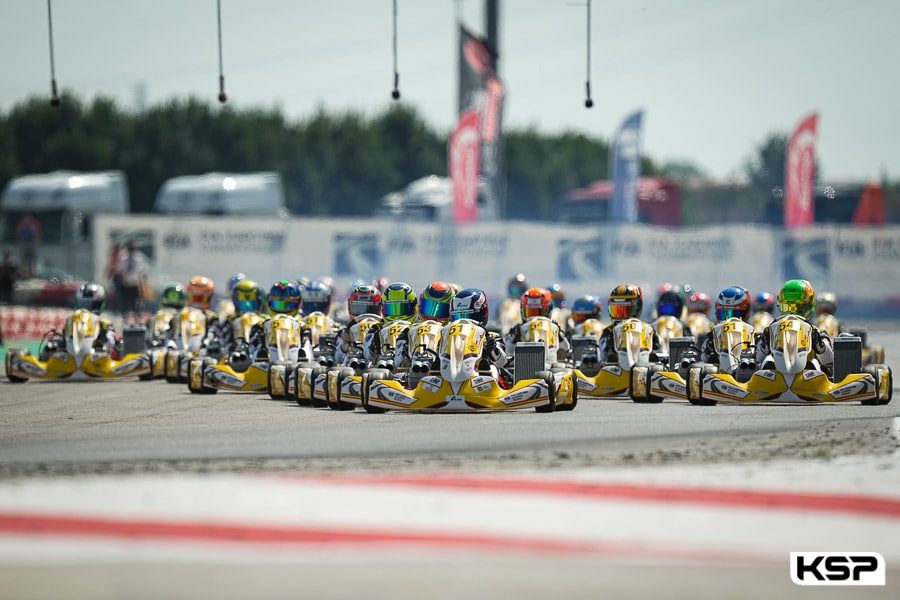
75,282,107,312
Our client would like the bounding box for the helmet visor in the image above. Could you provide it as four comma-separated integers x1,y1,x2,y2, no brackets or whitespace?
778,301,809,316
656,301,680,317
383,300,415,319
419,297,450,320
187,293,209,307
716,307,747,321
521,306,546,319
270,298,299,313
608,303,634,319
235,299,258,314
348,300,379,316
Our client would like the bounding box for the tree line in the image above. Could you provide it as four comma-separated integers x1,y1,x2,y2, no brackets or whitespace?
0,93,896,224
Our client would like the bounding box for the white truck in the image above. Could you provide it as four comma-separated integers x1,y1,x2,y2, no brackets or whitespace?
154,172,287,217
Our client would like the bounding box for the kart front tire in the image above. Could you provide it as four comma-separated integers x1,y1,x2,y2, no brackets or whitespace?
534,370,557,413
861,364,892,406
631,363,664,404
310,366,328,408
687,364,718,406
328,367,356,411
5,350,27,383
362,370,389,414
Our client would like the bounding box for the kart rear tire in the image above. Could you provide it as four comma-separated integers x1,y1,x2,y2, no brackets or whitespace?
288,365,307,406
5,350,27,383
534,370,557,413
362,371,389,414
687,364,718,406
267,361,290,400
861,364,892,405
328,367,356,411
631,363,664,404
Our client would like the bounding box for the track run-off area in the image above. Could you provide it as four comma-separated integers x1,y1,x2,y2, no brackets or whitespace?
0,320,898,599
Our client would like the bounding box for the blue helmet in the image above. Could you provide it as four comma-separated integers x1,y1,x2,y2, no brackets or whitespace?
301,280,332,314
227,273,247,293
571,295,602,324
715,286,751,322
450,288,489,326
268,280,302,316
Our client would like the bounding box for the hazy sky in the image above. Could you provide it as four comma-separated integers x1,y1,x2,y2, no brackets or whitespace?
1,0,897,182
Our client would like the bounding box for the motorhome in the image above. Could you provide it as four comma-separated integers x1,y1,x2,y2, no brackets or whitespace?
375,175,499,222
0,170,129,277
154,172,287,217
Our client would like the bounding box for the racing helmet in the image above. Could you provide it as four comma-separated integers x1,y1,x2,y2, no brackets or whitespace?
300,280,332,314
186,275,215,310
571,295,602,324
608,284,643,320
777,279,815,319
507,273,528,299
655,290,684,318
715,286,751,322
159,283,187,310
520,287,553,319
450,288,490,326
232,279,262,314
75,282,107,313
686,292,712,315
752,291,775,314
817,292,837,316
227,273,246,293
418,281,454,323
267,280,302,316
347,284,382,319
381,282,417,322
547,283,567,309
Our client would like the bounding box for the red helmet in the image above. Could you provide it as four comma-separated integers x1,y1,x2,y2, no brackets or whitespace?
687,292,712,315
186,275,215,310
347,284,382,319
520,287,553,319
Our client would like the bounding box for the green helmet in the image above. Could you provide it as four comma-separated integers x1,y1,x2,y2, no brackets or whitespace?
777,279,815,319
381,281,417,321
160,283,187,309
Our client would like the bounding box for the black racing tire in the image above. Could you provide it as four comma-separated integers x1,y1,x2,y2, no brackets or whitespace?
555,372,577,411
631,363,664,404
328,367,357,411
687,364,718,406
861,364,892,406
534,370,557,413
288,365,308,406
310,366,328,408
267,361,290,400
362,370,390,414
5,350,27,383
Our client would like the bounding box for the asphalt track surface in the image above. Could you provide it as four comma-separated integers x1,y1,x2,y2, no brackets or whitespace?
0,320,898,599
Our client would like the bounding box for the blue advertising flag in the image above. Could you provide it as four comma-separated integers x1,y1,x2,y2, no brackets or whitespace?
610,110,643,224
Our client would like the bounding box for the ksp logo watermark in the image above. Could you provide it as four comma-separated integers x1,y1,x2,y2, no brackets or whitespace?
790,552,885,586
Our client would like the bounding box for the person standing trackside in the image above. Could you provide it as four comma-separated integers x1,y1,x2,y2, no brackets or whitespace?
0,250,19,304
15,213,41,278
116,239,149,324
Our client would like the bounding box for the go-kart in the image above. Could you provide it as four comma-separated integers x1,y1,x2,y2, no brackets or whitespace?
631,317,756,403
155,306,212,383
5,309,149,382
651,314,687,360
286,314,381,410
142,307,179,379
573,317,659,398
188,313,303,395
361,319,577,413
751,311,774,335
683,315,892,405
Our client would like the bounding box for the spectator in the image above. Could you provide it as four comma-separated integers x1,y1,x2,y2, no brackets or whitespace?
0,250,18,304
106,241,124,312
115,239,149,324
15,214,41,278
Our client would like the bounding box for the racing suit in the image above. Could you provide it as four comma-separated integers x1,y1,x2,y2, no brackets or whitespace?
597,319,662,365
754,315,834,373
504,317,570,364
335,313,383,367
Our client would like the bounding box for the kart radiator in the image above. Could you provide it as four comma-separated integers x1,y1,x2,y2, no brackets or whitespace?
514,342,546,383
832,336,862,381
123,326,147,356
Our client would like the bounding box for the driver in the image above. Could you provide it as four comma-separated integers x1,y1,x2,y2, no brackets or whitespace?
598,283,660,364
755,279,834,372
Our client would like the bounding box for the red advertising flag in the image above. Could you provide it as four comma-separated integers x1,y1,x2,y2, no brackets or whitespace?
449,109,481,224
784,112,818,228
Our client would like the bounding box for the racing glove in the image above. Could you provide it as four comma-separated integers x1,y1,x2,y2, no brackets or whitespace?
812,328,828,355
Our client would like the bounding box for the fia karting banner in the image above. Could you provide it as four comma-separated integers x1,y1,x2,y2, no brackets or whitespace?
458,24,504,220
610,110,643,224
785,112,818,228
449,109,481,223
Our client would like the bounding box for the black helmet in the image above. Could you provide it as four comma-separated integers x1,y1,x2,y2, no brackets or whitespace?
450,288,490,326
75,282,107,313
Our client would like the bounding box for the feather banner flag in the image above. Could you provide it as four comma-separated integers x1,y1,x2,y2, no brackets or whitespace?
610,110,643,223
784,112,818,228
